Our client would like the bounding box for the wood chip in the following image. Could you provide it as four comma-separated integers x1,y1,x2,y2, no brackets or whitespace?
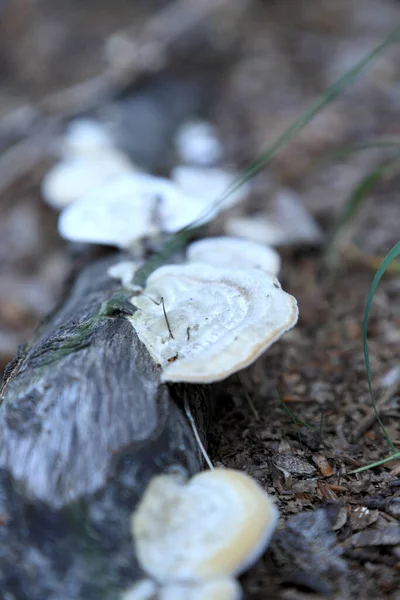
351,526,400,547
350,506,379,531
273,454,317,477
314,454,334,477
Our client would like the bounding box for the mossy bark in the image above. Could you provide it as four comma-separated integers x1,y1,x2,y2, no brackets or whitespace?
0,256,210,600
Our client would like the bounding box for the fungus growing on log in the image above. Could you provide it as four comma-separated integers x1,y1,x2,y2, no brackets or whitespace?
58,176,159,248
57,167,252,248
62,119,116,155
107,260,141,290
172,165,250,218
43,119,252,242
42,152,133,210
42,119,133,209
174,120,223,166
122,578,242,600
132,469,279,583
226,190,323,247
130,262,298,383
187,237,281,275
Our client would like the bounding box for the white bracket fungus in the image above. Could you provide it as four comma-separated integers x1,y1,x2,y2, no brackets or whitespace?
121,579,158,600
61,119,116,156
121,578,242,600
187,237,281,275
226,189,323,247
159,578,242,600
42,152,133,210
42,118,133,210
107,261,143,291
174,120,223,166
172,166,250,219
57,166,251,248
43,118,252,246
58,175,160,249
132,468,279,584
130,263,298,383
57,171,206,247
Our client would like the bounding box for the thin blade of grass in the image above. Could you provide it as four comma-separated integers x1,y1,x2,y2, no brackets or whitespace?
133,25,400,286
325,153,400,259
349,451,400,474
363,241,400,454
276,387,304,449
343,243,400,274
134,225,201,287
319,138,400,165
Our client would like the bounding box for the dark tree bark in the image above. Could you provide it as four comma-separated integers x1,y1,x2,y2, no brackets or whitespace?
0,255,210,600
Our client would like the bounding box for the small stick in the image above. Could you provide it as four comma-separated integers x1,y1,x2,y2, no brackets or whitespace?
352,379,400,442
237,374,259,421
160,297,174,340
146,295,174,339
184,393,214,470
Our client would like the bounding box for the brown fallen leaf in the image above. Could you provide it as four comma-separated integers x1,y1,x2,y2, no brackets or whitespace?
327,483,348,493
351,526,400,547
314,454,334,477
350,506,379,531
317,480,339,501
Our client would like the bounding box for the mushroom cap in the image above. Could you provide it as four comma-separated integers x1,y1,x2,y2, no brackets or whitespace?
132,468,279,583
62,119,115,156
174,120,223,166
121,579,242,600
58,174,159,248
226,215,286,247
160,579,242,600
57,169,209,244
121,580,158,600
107,261,140,290
130,263,298,383
187,237,281,275
172,166,250,218
226,190,323,247
42,151,132,209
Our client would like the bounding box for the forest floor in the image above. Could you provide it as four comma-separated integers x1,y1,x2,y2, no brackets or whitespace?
0,0,400,598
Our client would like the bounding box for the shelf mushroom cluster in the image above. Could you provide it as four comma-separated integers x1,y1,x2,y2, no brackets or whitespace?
128,236,298,384
226,189,323,248
122,468,279,600
42,119,249,250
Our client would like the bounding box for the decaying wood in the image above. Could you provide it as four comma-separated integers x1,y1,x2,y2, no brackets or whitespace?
0,255,210,600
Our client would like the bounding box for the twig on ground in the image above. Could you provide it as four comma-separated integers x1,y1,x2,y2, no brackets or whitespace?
343,243,400,274
184,392,214,470
237,374,260,421
351,379,400,442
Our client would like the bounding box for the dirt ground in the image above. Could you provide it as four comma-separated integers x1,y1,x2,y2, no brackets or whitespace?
1,0,400,598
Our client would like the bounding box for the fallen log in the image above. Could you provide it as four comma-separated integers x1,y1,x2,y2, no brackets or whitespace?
0,255,210,600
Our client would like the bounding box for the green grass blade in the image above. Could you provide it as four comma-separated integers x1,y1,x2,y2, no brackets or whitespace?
276,387,316,430
363,241,400,453
134,24,400,286
276,387,304,449
320,139,400,165
133,225,201,287
224,24,400,199
326,153,400,255
349,451,400,474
